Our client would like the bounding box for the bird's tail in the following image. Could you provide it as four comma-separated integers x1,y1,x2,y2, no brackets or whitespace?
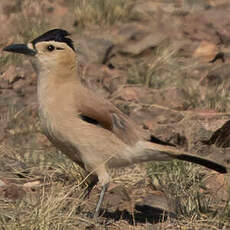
126,141,228,174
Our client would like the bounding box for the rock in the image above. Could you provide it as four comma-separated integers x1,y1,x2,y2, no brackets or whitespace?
116,33,166,56
177,112,227,151
132,1,177,15
177,39,200,58
183,13,220,43
1,65,19,84
149,87,190,110
129,103,184,124
23,180,42,194
0,80,10,89
135,191,176,218
131,107,230,154
127,104,185,146
36,132,52,147
200,71,223,88
113,86,190,110
202,172,230,201
0,179,7,187
205,120,230,148
103,185,131,212
112,85,147,103
23,180,41,188
208,0,230,7
203,4,230,45
193,41,218,61
1,184,25,200
112,23,149,44
13,79,26,90
185,110,230,132
209,52,225,63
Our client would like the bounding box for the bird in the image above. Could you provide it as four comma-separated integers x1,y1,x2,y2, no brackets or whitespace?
3,29,228,219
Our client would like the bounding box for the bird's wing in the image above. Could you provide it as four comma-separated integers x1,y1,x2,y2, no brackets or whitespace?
77,86,142,145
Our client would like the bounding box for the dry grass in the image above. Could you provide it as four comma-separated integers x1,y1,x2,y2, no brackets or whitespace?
0,108,230,229
0,147,88,230
126,41,230,112
127,40,181,87
1,139,229,229
0,183,82,230
73,0,140,28
11,1,48,42
0,0,48,70
147,160,230,229
0,107,88,229
1,108,229,229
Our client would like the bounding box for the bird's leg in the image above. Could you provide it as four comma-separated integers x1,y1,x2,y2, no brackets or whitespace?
94,182,109,219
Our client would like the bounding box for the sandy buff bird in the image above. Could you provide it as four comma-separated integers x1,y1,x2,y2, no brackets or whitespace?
3,29,228,218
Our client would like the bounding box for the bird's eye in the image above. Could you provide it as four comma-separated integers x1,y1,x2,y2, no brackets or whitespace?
47,45,55,52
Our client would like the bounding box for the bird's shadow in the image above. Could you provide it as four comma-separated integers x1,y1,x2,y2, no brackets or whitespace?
100,204,176,225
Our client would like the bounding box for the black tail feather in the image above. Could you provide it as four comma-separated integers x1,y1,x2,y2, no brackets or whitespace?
177,154,227,174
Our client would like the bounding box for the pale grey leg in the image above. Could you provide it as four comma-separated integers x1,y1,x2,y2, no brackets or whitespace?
94,183,109,219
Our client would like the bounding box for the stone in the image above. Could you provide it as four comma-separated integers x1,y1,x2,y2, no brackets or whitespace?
1,65,18,84
193,41,218,61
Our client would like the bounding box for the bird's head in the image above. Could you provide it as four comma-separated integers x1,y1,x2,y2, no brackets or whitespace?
3,29,76,72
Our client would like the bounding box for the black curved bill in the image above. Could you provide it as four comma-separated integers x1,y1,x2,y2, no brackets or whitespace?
3,44,36,56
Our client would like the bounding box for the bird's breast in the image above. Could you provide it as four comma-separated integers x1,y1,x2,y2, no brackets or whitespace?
37,76,77,144
37,88,84,166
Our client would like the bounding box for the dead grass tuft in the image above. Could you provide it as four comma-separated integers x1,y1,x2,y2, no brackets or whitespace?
73,0,140,28
147,160,230,229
